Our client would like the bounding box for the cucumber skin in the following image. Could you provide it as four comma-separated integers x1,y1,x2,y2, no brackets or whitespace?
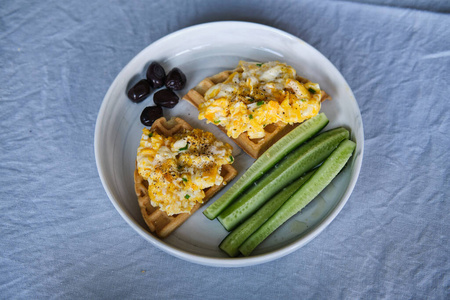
217,127,349,231
239,139,356,256
219,170,315,257
203,113,329,220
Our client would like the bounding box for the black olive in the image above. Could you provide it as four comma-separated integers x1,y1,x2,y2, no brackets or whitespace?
146,62,166,88
140,106,163,126
127,79,151,103
153,88,179,108
165,68,186,90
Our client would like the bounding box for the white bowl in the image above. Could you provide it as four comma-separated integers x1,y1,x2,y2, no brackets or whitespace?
95,21,364,267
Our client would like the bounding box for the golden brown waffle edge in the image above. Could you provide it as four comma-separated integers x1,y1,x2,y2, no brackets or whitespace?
182,70,331,159
134,117,238,238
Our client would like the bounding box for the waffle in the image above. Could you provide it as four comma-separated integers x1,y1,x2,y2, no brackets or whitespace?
134,117,238,238
182,70,331,159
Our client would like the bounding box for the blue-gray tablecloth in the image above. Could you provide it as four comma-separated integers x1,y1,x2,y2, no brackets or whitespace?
1,0,449,298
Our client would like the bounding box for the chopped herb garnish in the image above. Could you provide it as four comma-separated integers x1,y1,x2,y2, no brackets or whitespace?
249,114,253,120
182,178,188,182
257,101,264,106
308,88,316,94
179,143,189,151
214,120,221,124
256,63,263,67
177,165,182,170
301,98,307,102
185,194,190,199
248,97,255,102
229,156,234,163
148,132,153,138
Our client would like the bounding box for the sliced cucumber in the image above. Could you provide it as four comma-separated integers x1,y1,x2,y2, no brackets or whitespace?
217,127,349,231
219,170,315,257
239,139,356,256
203,113,329,220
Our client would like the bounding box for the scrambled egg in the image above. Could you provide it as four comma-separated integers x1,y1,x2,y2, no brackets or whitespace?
198,61,325,139
136,128,233,215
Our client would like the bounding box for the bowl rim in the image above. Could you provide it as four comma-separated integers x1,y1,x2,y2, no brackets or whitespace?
94,20,364,267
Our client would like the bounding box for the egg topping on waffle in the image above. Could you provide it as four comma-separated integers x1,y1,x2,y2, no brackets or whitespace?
198,61,325,139
136,127,233,215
